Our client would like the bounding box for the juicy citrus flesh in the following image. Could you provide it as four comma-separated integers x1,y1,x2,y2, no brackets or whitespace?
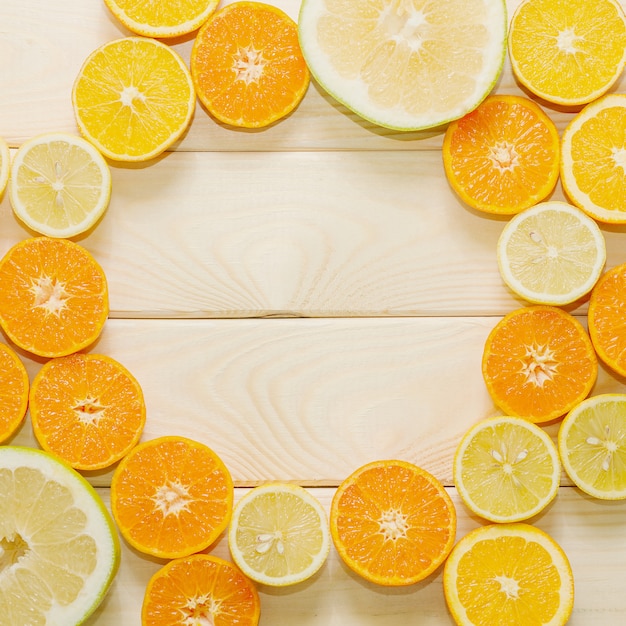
588,263,626,377
111,436,233,559
72,37,195,162
0,446,120,625
228,482,330,587
0,343,29,444
443,523,574,626
443,95,560,215
497,201,606,305
298,0,507,131
191,2,310,129
454,416,560,523
561,94,626,224
559,394,626,500
330,460,456,586
482,306,597,424
9,132,112,238
508,0,626,106
0,135,9,197
0,237,109,358
29,353,146,471
104,0,219,37
142,554,260,626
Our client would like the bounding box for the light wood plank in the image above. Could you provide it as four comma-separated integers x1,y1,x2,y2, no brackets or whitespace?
86,487,626,625
2,151,625,318
7,318,626,487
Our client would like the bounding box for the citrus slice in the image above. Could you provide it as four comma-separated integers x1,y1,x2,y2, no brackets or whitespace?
104,0,219,38
0,446,120,624
330,459,456,586
191,2,310,128
443,523,574,626
228,482,330,587
496,201,606,305
588,263,626,377
443,95,560,215
453,415,560,523
508,0,626,106
111,436,233,559
29,353,146,471
561,94,626,224
558,394,626,500
0,237,109,358
72,37,195,162
9,132,112,238
297,0,507,131
0,343,29,444
482,306,597,423
142,554,261,626
0,135,10,197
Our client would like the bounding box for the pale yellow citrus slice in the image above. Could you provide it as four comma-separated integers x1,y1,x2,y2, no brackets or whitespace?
297,0,507,131
443,523,574,626
104,0,219,38
497,201,606,305
509,0,626,106
0,136,10,197
72,37,195,162
453,415,560,523
9,132,111,238
561,94,626,224
558,394,626,500
0,446,120,625
228,482,330,587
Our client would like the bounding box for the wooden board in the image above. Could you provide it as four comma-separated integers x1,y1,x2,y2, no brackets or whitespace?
1,0,626,624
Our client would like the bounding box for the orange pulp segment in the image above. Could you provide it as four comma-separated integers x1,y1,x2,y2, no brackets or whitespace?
330,459,456,586
0,343,29,443
0,237,108,358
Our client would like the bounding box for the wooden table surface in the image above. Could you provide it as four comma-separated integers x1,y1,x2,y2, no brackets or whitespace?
2,1,626,624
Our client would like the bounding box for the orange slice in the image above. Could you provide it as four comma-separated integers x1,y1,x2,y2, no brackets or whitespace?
104,0,219,38
111,436,233,559
142,554,260,626
0,343,29,443
508,0,626,106
482,306,597,423
443,523,574,626
443,95,560,215
29,353,146,470
190,1,310,128
0,237,108,358
330,459,456,586
588,263,626,377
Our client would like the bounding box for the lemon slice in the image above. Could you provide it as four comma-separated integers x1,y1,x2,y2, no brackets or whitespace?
72,37,195,162
496,201,606,305
558,394,626,500
443,523,574,626
104,0,219,38
454,415,560,523
0,446,120,624
9,133,111,238
297,0,507,131
0,136,10,197
228,483,330,586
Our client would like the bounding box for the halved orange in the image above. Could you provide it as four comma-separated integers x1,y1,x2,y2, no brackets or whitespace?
29,353,146,471
190,1,310,128
0,342,29,443
588,263,626,377
111,436,233,559
0,237,108,358
330,459,456,586
482,306,597,423
142,554,260,626
442,95,560,215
